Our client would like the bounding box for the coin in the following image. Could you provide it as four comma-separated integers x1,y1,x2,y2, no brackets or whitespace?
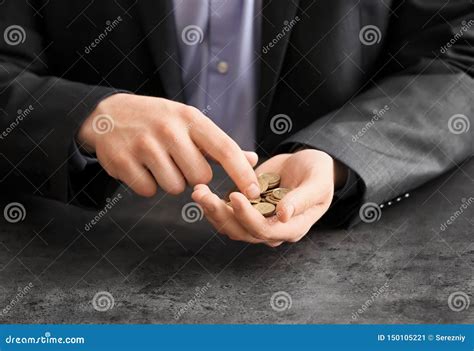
249,197,262,204
260,189,274,197
260,172,280,188
253,202,276,217
257,175,269,193
221,173,290,217
264,195,279,205
272,188,290,200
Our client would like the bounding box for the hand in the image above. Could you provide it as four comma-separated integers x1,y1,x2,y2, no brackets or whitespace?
77,93,260,198
192,149,348,246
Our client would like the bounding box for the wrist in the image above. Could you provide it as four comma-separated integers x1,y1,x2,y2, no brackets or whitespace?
292,146,348,190
76,93,125,153
77,114,96,154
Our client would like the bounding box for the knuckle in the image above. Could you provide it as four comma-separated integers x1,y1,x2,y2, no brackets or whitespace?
219,141,238,160
190,167,213,185
134,134,153,153
159,124,178,142
224,139,239,152
137,182,158,198
180,105,201,123
111,153,130,169
103,165,118,179
164,180,186,195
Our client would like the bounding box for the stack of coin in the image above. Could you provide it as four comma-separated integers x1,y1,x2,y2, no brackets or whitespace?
225,173,290,217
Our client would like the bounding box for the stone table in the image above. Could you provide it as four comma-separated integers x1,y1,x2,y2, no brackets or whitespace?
0,159,472,324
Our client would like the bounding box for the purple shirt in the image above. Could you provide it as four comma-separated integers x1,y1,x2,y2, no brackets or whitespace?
173,0,261,150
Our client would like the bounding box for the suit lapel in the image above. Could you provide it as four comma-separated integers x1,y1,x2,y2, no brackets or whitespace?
258,0,300,138
136,0,184,102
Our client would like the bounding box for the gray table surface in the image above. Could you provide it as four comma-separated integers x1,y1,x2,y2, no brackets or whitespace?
0,159,472,324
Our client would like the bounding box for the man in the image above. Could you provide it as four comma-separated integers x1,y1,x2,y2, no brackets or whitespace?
0,0,472,246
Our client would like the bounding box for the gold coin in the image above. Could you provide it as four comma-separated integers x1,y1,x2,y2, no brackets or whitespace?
264,195,279,205
260,189,274,197
267,180,280,189
253,202,276,217
249,197,262,204
221,174,290,214
257,175,269,193
261,172,280,187
272,188,290,200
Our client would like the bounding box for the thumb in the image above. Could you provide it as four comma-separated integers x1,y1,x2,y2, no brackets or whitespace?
275,179,326,222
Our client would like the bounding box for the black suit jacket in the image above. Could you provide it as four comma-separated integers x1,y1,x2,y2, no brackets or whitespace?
0,0,472,224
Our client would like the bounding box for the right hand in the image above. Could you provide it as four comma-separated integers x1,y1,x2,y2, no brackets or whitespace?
76,93,260,198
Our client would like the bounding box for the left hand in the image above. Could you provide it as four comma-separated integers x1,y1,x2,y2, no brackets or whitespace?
191,149,348,247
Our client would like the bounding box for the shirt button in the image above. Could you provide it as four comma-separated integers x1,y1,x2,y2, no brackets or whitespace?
217,60,229,74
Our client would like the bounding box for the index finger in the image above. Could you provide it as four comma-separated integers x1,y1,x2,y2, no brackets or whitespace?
191,118,260,199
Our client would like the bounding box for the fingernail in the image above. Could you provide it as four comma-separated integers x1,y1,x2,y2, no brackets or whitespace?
246,183,260,199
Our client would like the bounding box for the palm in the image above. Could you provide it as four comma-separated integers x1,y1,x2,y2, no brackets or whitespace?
192,149,336,246
255,153,314,190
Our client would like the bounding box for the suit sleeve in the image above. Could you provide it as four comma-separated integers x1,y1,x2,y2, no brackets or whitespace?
278,0,474,225
0,0,121,208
